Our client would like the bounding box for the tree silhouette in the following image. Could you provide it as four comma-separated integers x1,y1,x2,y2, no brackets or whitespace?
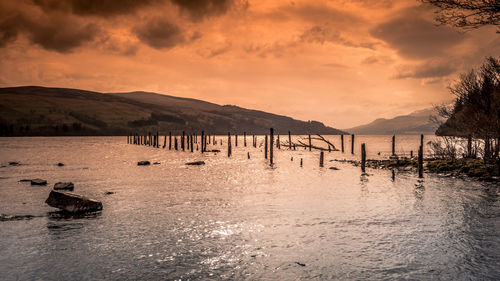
421,0,499,31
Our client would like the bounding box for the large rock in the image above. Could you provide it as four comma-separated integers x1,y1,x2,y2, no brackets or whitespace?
31,179,47,185
53,182,74,191
137,161,150,166
45,190,103,213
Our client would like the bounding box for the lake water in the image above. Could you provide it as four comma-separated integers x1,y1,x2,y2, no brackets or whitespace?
0,136,499,280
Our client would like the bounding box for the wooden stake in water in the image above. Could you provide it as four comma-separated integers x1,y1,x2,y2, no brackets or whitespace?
341,134,344,153
392,135,396,156
163,135,166,148
190,134,194,152
277,135,280,149
174,136,178,150
201,131,205,153
182,131,185,151
418,145,424,178
244,132,247,147
228,132,232,157
270,128,274,165
361,143,366,173
288,131,292,150
351,134,355,154
235,134,238,147
247,152,250,159
265,135,268,159
309,134,312,151
169,132,172,150
320,151,324,167
300,158,303,167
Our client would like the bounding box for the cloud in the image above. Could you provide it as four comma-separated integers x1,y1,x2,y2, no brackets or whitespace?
300,25,376,49
370,6,466,59
0,5,100,53
171,0,233,20
393,60,458,79
32,0,162,16
133,18,186,49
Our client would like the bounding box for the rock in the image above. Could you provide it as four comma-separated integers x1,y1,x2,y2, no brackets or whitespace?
1,214,37,221
186,161,205,166
45,190,102,213
19,179,31,182
295,262,306,267
30,179,47,185
329,167,339,170
9,162,20,166
57,163,64,166
207,149,221,153
53,182,74,191
137,161,150,166
104,191,114,195
153,162,161,165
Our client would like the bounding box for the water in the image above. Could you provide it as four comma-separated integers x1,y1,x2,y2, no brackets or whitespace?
0,136,498,280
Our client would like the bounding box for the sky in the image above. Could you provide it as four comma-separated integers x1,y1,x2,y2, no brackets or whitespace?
0,0,498,128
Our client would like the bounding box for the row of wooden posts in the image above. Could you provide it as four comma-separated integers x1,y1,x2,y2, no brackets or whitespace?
127,129,425,178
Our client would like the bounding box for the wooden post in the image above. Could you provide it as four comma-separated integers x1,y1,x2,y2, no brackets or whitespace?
361,143,366,173
201,131,205,153
244,132,247,147
392,135,395,156
265,135,268,159
300,158,303,167
341,134,344,153
418,145,423,178
320,151,324,167
190,134,194,152
308,134,312,151
247,152,250,159
235,134,238,147
270,128,274,165
169,132,172,150
351,134,355,154
253,135,256,147
182,131,185,151
157,132,159,148
288,131,292,149
228,132,232,157
174,136,178,150
410,150,413,158
148,132,151,146
277,135,280,149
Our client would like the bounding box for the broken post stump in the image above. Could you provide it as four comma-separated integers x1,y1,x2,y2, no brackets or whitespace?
45,190,102,213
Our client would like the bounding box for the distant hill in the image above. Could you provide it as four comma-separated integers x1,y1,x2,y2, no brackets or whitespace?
0,86,346,136
345,108,442,135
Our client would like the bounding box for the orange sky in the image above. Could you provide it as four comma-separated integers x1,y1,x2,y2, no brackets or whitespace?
0,0,498,128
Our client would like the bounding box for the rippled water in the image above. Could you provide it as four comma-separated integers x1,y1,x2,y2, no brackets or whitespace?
0,136,498,280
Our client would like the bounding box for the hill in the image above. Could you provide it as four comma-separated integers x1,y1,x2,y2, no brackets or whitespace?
0,86,346,136
345,108,442,135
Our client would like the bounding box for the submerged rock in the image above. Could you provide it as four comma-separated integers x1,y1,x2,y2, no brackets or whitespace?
45,190,102,213
329,167,339,170
9,162,20,166
57,163,64,167
104,191,114,195
53,182,74,191
19,179,31,182
31,179,47,185
153,162,161,165
186,161,205,166
137,161,151,166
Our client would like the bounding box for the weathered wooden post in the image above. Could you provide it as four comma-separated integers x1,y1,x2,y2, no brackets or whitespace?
265,135,268,159
288,131,292,149
235,134,238,147
270,128,274,165
247,152,250,159
156,131,159,148
341,134,344,153
167,132,171,150
182,131,185,151
163,135,167,148
410,150,413,158
418,145,423,178
300,158,303,167
361,143,366,173
201,131,205,153
351,134,355,154
173,136,177,150
328,145,331,152
228,132,232,157
392,135,396,156
309,134,312,151
190,134,194,152
253,135,256,147
320,151,324,167
244,132,247,147
277,135,280,149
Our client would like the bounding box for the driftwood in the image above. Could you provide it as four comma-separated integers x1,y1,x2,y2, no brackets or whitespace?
283,134,339,151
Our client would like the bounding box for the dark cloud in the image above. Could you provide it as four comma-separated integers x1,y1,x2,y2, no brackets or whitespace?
0,6,100,53
32,0,161,16
370,7,466,59
394,60,458,79
171,0,232,20
133,18,185,49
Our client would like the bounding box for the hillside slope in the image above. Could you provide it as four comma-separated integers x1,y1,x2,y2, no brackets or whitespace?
0,86,346,136
346,108,441,135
